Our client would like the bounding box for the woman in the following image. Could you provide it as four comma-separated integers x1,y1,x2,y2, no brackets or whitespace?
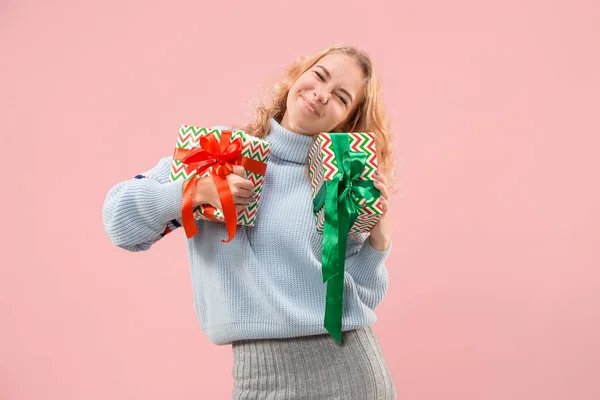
103,45,397,399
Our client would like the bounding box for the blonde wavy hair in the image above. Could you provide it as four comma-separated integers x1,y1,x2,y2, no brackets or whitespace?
238,45,397,192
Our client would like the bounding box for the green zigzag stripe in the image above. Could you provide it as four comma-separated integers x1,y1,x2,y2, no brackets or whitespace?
241,150,269,162
238,215,256,225
245,171,260,178
177,139,195,149
169,172,190,181
356,134,376,176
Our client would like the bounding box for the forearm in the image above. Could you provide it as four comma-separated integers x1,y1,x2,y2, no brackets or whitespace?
102,157,184,251
344,239,392,310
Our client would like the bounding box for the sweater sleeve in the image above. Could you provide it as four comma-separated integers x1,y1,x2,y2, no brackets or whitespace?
343,233,392,311
102,156,185,252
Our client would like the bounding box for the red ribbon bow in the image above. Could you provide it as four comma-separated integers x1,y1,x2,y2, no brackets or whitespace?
174,131,243,242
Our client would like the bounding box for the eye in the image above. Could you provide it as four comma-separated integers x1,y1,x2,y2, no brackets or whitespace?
336,94,348,105
314,71,324,81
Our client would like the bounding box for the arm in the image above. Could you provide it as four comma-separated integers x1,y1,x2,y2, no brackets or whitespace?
343,233,392,310
102,156,185,252
342,169,394,310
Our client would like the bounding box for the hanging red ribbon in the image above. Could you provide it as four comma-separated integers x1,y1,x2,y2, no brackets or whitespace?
174,131,241,242
173,131,268,242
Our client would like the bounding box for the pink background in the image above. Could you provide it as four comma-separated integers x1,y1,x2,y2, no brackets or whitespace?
2,0,599,398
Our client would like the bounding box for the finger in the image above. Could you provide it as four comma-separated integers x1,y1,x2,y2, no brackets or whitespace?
374,180,389,200
232,165,245,177
227,174,255,193
234,196,254,205
239,178,255,192
373,171,389,185
232,186,253,198
235,204,245,213
380,197,389,213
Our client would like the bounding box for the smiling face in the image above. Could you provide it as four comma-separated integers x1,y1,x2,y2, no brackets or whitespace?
280,53,365,135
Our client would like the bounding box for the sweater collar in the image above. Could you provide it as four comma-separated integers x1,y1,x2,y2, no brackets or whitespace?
266,118,316,164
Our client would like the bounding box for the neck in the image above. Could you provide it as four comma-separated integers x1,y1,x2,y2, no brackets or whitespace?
266,117,315,164
280,113,315,136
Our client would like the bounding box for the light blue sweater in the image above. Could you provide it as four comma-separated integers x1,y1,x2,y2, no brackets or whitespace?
102,118,392,345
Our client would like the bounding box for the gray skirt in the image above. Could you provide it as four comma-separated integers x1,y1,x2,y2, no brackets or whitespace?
231,325,397,399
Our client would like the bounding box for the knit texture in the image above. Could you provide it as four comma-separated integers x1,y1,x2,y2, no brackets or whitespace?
102,118,392,345
232,325,397,399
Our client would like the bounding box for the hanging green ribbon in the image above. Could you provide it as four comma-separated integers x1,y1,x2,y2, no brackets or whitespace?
312,134,380,343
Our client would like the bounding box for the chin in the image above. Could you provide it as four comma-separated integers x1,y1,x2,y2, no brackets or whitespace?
293,120,314,135
282,95,320,134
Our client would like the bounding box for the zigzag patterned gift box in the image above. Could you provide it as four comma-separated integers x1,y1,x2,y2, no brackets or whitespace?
168,125,270,229
307,132,383,233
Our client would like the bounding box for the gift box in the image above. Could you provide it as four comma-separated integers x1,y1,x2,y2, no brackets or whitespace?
308,132,383,233
168,125,270,241
307,132,383,344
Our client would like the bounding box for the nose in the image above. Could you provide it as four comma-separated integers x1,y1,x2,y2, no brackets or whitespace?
313,89,329,104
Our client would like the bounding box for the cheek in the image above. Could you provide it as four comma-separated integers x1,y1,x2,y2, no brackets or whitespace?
287,86,301,105
294,76,313,92
331,106,348,122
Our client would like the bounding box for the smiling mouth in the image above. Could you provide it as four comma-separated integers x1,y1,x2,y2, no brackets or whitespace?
301,96,319,116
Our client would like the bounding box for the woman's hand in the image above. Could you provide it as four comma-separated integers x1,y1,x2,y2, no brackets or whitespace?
369,171,392,251
185,166,255,213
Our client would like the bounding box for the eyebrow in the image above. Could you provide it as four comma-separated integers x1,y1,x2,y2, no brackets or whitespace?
315,65,354,103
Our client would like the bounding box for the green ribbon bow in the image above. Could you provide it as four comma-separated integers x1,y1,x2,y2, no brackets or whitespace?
312,134,381,343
